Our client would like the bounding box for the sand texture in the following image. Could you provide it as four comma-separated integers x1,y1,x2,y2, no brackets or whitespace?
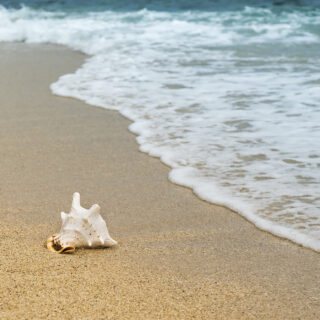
0,43,319,319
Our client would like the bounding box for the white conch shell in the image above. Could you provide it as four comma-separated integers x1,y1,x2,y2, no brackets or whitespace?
47,192,117,253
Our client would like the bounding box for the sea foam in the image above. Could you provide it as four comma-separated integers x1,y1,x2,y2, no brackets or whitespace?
0,2,319,251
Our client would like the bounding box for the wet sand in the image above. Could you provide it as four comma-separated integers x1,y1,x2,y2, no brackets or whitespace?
0,42,319,319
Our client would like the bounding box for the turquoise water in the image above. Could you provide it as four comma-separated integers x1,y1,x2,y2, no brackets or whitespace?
0,0,320,251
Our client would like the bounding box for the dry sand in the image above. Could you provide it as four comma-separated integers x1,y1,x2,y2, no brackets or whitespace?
0,42,319,319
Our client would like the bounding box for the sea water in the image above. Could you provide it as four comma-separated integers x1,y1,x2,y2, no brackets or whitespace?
0,0,319,251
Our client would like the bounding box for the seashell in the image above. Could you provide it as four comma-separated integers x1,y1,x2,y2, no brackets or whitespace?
47,192,117,253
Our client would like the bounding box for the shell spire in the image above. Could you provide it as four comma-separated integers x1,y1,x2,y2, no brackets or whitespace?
47,192,117,254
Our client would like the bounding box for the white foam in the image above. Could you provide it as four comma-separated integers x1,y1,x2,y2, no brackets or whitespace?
0,4,319,251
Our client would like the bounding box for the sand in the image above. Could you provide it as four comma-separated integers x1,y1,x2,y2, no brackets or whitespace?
0,42,319,319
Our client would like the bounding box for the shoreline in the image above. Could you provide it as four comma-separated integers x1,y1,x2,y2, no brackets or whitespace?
0,42,319,319
50,50,320,255
49,49,320,254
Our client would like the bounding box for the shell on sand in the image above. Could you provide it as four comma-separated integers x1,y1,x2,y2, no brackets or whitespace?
47,192,117,254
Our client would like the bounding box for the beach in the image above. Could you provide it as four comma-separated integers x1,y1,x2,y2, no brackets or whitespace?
0,42,319,319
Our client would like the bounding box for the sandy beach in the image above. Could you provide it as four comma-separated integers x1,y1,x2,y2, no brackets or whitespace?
0,42,319,319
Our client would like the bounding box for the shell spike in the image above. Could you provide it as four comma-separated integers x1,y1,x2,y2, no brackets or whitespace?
71,192,81,211
61,211,68,221
104,237,117,246
87,204,100,217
